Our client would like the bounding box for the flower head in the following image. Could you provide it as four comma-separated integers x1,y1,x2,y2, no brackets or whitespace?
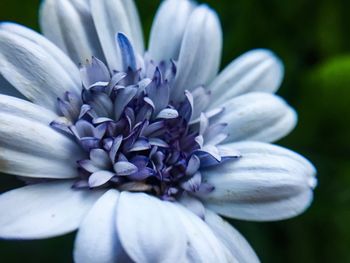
0,0,316,262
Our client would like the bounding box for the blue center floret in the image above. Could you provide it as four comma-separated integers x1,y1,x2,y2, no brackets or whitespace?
51,33,240,200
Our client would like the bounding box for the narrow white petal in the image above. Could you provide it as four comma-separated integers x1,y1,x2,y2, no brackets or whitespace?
91,0,144,71
0,112,84,178
0,27,81,111
173,204,237,263
172,5,222,101
116,192,187,263
0,22,80,85
39,0,67,54
209,49,284,108
0,181,105,239
0,94,57,124
120,0,144,53
74,190,131,263
198,141,317,221
0,113,77,159
215,92,297,143
148,0,194,62
205,210,260,263
0,148,78,179
40,0,105,63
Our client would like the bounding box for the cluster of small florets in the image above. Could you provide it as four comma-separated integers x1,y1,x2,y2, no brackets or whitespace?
51,34,238,200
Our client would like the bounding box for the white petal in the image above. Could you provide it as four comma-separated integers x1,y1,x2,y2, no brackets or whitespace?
0,112,84,178
215,92,297,143
120,0,144,53
0,23,79,84
0,74,25,98
209,49,284,108
74,190,131,263
0,25,81,111
205,210,260,263
116,192,187,263
178,194,205,219
172,5,222,101
91,0,144,71
173,204,236,263
0,181,105,239
0,94,57,124
0,148,78,179
198,141,317,221
39,0,67,54
40,0,105,63
148,0,194,62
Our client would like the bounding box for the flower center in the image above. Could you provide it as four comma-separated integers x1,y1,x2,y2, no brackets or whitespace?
51,33,239,200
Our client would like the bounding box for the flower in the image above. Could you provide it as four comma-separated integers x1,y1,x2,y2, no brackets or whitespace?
0,0,317,262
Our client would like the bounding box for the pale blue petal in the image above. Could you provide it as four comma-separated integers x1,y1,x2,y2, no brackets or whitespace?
209,49,284,108
40,0,105,63
148,0,195,62
0,181,105,239
199,141,317,221
172,5,222,101
215,92,297,143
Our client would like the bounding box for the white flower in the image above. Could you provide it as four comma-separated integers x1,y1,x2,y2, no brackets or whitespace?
0,0,316,262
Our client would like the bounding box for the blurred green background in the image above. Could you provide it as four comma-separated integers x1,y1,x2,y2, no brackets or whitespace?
1,0,350,262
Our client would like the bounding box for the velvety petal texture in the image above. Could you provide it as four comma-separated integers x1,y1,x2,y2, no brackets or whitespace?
209,49,284,108
0,94,57,124
119,0,145,53
205,210,260,263
0,74,24,98
0,181,104,239
90,0,144,71
116,192,187,263
0,22,80,84
214,92,297,143
199,141,317,221
172,5,222,101
40,0,104,63
0,102,83,178
0,23,80,111
74,190,131,263
148,0,194,62
115,192,236,262
173,204,236,262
